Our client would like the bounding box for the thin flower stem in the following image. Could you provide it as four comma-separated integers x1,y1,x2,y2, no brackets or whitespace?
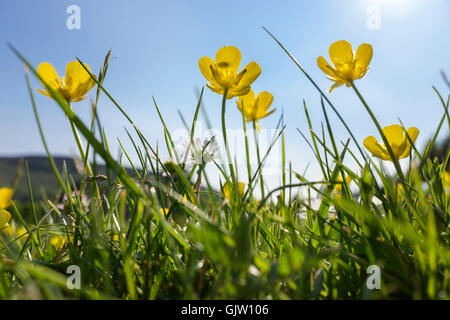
253,121,265,199
350,81,405,181
221,88,237,190
240,102,254,199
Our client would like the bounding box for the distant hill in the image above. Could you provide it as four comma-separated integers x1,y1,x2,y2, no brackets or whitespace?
0,156,116,202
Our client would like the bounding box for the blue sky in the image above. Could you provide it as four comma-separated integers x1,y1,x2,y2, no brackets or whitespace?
1,0,449,188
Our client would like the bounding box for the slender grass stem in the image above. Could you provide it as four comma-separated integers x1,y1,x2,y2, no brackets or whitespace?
69,114,104,227
221,88,237,192
253,121,265,199
240,102,253,198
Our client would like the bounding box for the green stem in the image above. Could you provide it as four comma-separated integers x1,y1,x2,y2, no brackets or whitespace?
221,88,237,191
253,121,265,199
240,101,253,199
69,110,104,228
350,82,405,181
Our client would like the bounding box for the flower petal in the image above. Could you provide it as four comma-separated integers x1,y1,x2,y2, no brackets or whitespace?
37,88,54,99
329,40,354,67
317,56,338,79
234,61,261,88
328,81,345,93
65,61,92,88
354,43,373,77
237,90,256,119
215,46,241,76
223,181,245,200
0,210,11,228
382,124,407,157
70,77,96,102
228,85,251,98
37,62,62,91
0,188,13,210
400,127,420,158
199,56,215,83
254,91,274,119
65,61,95,100
363,136,390,160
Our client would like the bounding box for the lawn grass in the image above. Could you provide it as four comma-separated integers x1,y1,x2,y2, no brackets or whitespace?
0,29,449,300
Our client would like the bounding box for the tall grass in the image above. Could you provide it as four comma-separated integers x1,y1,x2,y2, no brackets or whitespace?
0,29,449,300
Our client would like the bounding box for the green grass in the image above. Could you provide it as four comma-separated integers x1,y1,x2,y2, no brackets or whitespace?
0,29,449,300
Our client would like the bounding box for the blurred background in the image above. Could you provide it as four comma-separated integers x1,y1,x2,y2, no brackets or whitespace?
0,0,449,193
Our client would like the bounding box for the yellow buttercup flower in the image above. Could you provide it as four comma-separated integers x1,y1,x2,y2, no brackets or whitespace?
37,61,96,102
396,183,404,201
236,90,276,133
317,40,373,92
0,187,13,209
223,181,245,200
160,208,169,216
16,226,28,242
333,174,352,193
0,188,13,229
199,46,261,99
363,124,419,161
2,223,14,237
50,235,66,250
444,171,450,195
0,211,12,229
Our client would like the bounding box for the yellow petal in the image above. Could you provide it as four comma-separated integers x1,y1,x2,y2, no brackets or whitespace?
65,61,95,101
317,56,338,79
328,81,345,93
234,61,261,88
69,77,96,102
363,136,390,160
37,88,54,98
253,91,274,119
50,235,66,250
444,171,450,186
383,124,407,157
354,43,373,77
0,209,11,228
199,56,215,83
228,85,251,98
215,46,241,76
37,62,62,91
329,40,354,67
400,127,420,158
223,182,232,200
2,223,14,236
65,61,91,88
16,226,27,240
206,83,226,95
223,182,245,200
160,208,169,216
237,182,245,195
0,188,13,209
237,90,256,120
